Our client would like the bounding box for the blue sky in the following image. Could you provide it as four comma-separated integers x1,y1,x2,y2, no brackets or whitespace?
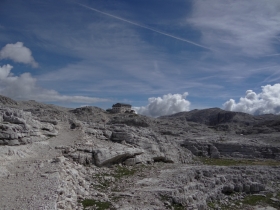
1,0,280,116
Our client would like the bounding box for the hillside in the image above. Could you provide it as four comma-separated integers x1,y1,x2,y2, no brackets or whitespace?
160,108,280,135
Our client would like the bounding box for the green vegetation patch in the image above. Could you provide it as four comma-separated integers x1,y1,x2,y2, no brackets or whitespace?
242,194,267,206
92,164,151,192
242,194,280,208
199,157,280,166
208,193,280,210
172,203,184,210
113,165,137,179
80,199,112,210
207,201,243,210
207,202,216,209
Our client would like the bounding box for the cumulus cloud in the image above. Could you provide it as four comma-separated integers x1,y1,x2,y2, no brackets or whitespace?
0,64,108,104
223,84,280,115
134,93,190,117
0,42,38,67
188,0,280,56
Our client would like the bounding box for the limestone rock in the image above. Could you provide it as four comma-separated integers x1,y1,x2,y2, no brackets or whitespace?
0,95,280,210
0,95,18,106
210,145,220,158
93,147,143,166
222,184,235,194
183,140,280,160
124,156,144,166
0,108,58,145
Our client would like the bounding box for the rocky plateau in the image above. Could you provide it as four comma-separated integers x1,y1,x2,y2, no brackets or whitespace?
0,95,280,210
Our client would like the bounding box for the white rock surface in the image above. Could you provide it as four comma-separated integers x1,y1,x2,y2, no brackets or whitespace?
0,97,280,209
93,147,144,166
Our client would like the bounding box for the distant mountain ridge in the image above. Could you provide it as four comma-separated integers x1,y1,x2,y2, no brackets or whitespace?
160,108,280,134
1,94,280,134
160,108,254,125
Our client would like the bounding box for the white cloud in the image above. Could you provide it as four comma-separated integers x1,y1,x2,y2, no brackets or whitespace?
223,84,280,115
134,92,190,117
0,64,108,104
188,0,280,56
0,42,38,68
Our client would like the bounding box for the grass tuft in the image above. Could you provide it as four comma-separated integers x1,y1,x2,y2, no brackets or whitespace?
208,193,280,210
80,199,112,210
242,194,280,208
199,157,280,166
113,165,136,179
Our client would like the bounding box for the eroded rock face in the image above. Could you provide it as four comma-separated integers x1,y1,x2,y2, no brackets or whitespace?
93,148,144,166
108,124,193,164
0,108,58,145
183,140,280,160
72,121,194,166
147,165,278,209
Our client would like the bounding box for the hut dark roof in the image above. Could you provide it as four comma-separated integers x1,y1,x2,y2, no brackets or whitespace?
112,103,131,107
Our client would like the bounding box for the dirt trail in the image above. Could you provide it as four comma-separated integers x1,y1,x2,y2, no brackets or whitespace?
0,122,82,210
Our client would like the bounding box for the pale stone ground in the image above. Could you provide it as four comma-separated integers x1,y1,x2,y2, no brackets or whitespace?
0,122,279,210
0,122,82,210
1,100,280,209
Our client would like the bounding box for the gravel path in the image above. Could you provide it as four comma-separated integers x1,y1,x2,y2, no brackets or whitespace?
0,122,82,210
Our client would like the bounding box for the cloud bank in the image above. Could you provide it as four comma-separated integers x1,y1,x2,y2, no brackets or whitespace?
134,93,190,117
0,42,38,68
223,84,280,115
0,64,108,104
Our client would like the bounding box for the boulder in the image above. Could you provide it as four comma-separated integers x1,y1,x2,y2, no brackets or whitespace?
93,148,143,166
85,128,97,135
222,184,235,194
103,130,112,139
124,156,144,166
250,182,265,193
209,145,220,159
234,183,243,192
69,152,93,165
8,140,20,146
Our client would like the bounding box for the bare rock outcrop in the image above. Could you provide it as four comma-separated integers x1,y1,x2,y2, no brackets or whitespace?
130,164,279,209
0,96,280,210
183,140,280,160
0,108,58,145
107,124,192,164
69,120,193,167
93,147,144,166
0,95,18,106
